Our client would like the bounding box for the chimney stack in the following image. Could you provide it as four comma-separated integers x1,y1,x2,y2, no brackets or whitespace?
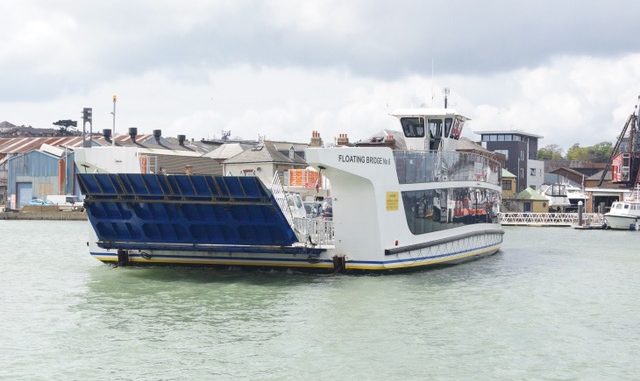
102,129,112,142
178,134,186,146
309,130,323,147
128,127,138,143
336,133,349,146
153,129,162,144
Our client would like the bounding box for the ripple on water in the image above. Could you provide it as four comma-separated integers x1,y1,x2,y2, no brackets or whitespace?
0,222,639,380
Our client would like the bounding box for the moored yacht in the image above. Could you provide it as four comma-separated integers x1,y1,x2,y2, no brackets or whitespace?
75,108,504,272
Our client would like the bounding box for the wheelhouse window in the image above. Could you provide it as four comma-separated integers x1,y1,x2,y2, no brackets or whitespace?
502,180,512,190
450,117,464,139
428,119,443,139
400,117,425,138
444,118,453,138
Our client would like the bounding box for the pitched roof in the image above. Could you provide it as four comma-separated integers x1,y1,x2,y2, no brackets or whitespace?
517,187,548,201
203,143,248,160
456,137,493,153
587,170,612,181
223,141,306,165
357,129,407,150
0,136,85,154
0,121,17,130
501,168,516,178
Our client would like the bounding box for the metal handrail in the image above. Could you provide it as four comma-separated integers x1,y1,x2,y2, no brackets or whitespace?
292,217,335,246
498,212,604,226
270,172,294,226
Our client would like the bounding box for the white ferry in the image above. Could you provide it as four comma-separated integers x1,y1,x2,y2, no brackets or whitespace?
75,108,504,272
604,186,640,230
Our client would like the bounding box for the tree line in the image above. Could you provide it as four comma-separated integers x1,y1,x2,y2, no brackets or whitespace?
537,142,613,162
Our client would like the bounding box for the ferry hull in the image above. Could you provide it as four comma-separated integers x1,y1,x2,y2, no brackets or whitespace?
90,229,503,273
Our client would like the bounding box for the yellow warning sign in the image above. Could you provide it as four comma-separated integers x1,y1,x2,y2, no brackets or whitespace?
386,191,399,211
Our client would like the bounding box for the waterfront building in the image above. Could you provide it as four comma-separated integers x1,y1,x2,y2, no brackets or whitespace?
516,186,549,213
475,130,544,192
0,136,85,207
1,130,220,210
6,145,77,209
500,168,518,212
222,140,307,186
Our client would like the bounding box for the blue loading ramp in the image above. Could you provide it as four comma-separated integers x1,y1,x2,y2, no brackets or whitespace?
77,173,298,249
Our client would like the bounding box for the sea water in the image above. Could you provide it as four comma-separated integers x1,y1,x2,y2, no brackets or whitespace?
1,221,639,380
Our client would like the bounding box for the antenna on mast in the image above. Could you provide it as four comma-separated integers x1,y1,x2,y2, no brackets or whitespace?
443,88,450,109
431,58,435,106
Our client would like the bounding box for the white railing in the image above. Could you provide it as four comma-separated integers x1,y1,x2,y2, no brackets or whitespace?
271,172,294,226
272,172,335,246
498,212,605,226
292,217,335,246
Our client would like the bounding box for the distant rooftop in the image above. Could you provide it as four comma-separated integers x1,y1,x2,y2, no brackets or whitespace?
501,168,516,178
474,129,544,139
223,140,306,166
517,187,548,201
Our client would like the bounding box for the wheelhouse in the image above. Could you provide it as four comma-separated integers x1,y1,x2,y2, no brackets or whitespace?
391,108,469,151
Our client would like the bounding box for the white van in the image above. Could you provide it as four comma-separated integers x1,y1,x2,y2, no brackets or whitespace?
45,195,84,211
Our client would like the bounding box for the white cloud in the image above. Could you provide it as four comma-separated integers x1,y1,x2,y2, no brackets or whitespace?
3,1,640,152
265,0,362,36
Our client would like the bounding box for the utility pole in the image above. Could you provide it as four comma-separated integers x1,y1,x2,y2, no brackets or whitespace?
111,95,117,146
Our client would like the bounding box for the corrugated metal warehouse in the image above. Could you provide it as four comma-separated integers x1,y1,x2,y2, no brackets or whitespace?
7,149,77,209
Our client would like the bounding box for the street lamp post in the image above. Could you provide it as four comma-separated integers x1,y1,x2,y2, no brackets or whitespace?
111,95,118,146
111,95,117,146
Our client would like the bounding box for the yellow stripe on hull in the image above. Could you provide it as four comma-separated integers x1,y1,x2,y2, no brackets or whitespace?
96,256,334,270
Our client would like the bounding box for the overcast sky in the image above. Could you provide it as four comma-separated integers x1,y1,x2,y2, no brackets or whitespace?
2,0,640,151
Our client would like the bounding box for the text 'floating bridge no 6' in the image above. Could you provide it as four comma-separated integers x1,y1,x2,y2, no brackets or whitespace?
77,173,299,251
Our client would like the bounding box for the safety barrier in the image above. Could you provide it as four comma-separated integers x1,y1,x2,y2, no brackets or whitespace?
498,212,604,226
292,217,335,246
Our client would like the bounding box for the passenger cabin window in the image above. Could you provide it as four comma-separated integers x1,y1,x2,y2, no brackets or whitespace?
400,117,425,138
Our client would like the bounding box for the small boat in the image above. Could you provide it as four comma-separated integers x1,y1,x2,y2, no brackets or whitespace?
604,186,640,230
75,108,504,272
540,183,588,212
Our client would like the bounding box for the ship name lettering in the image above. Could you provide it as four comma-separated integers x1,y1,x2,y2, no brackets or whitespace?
338,154,390,165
